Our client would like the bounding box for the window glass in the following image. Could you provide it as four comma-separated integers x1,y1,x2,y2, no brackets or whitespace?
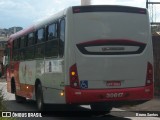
13,39,18,49
37,29,44,43
19,48,25,60
28,33,34,46
25,46,34,59
13,50,19,60
59,19,65,57
45,40,58,57
20,37,25,48
48,23,57,40
35,44,45,58
13,39,19,60
18,38,21,48
19,36,26,61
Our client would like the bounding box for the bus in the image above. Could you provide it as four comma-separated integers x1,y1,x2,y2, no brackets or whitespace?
4,5,153,113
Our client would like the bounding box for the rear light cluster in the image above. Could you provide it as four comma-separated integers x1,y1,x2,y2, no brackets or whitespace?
146,62,153,86
69,64,80,89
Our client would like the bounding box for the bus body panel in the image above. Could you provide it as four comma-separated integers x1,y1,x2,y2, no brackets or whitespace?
19,61,36,85
75,54,147,88
72,10,153,90
42,59,65,103
65,85,153,104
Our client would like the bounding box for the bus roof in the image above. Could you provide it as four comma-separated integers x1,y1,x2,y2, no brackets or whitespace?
8,5,147,44
72,5,147,14
8,7,68,43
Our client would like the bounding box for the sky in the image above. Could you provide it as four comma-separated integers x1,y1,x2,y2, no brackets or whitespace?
0,0,160,29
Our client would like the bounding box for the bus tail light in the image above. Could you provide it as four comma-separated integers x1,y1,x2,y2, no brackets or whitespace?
69,64,80,89
146,62,153,86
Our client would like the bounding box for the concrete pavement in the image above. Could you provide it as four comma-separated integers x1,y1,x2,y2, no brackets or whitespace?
121,97,160,111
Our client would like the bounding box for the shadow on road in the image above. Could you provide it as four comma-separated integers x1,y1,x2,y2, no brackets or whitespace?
3,100,131,120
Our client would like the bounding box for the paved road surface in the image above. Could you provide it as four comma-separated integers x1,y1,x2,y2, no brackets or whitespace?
0,80,159,120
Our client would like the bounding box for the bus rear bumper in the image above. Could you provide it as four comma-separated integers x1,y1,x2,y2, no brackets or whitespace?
65,85,153,105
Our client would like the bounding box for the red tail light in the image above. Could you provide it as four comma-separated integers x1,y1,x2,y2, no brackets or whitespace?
146,62,153,86
69,64,80,89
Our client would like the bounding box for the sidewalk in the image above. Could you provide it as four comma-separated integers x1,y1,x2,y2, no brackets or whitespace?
121,97,160,111
0,78,6,82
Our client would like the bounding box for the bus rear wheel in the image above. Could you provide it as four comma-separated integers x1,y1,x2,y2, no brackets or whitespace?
36,84,45,111
90,103,112,115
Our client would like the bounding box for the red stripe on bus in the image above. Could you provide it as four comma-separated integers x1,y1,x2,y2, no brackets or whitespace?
65,85,153,104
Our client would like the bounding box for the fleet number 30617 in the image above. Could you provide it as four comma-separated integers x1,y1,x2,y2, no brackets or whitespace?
106,93,124,98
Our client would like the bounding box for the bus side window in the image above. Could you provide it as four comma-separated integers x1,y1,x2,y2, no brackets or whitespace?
35,28,45,58
45,23,58,57
13,39,19,60
47,23,57,40
37,28,45,43
12,40,15,60
59,19,65,58
19,36,26,60
28,33,34,46
26,33,35,60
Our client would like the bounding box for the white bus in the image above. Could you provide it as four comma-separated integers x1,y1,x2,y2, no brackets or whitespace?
5,5,153,113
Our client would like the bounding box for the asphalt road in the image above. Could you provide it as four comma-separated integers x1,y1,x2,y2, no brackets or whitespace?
0,79,159,120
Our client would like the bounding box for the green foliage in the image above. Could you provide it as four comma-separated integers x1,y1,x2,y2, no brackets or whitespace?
0,117,16,120
0,90,15,120
0,90,6,111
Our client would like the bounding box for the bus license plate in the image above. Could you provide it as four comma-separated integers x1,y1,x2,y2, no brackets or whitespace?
106,81,121,86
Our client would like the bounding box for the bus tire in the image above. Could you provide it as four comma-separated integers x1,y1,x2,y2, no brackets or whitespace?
36,84,45,111
90,103,112,115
